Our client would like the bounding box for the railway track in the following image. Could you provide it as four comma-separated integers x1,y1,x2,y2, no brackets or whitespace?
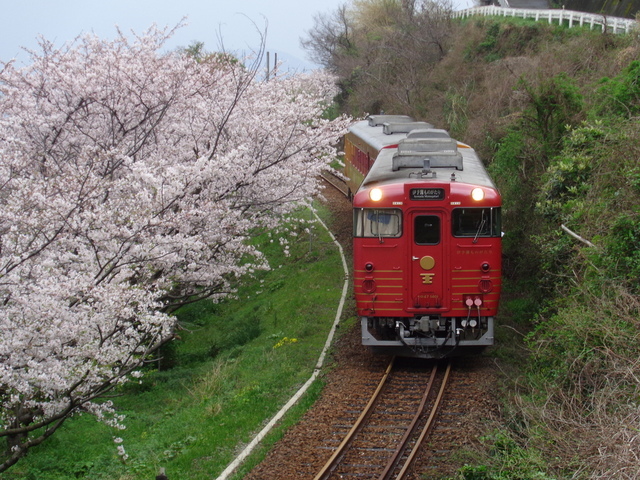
243,185,498,480
320,170,349,198
313,357,452,480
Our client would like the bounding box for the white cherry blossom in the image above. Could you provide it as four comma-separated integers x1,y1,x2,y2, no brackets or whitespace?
0,25,349,471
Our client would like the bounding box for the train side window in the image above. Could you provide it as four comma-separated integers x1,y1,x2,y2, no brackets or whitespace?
414,215,440,245
353,208,402,238
452,208,501,237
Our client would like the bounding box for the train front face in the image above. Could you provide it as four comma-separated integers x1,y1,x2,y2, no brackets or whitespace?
353,180,502,359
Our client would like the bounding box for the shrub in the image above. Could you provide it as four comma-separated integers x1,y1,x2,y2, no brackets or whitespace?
517,74,584,155
596,60,640,117
451,432,557,480
604,213,640,287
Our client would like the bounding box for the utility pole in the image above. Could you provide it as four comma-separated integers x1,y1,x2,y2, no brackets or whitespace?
265,52,278,81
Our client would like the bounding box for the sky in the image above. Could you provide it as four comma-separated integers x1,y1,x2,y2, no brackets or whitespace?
0,0,474,71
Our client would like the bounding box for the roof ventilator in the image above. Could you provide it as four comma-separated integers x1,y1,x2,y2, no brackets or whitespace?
406,128,450,140
367,114,414,127
382,121,434,135
392,129,463,172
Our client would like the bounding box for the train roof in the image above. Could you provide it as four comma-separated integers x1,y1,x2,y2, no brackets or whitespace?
347,117,434,152
352,115,497,190
362,146,496,190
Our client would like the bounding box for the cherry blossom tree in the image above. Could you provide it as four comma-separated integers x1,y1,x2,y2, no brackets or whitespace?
0,25,349,471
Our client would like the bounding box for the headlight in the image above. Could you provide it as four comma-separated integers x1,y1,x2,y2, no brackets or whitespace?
471,188,485,201
369,188,383,201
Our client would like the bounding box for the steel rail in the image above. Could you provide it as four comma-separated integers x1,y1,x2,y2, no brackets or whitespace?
320,171,349,197
396,360,452,479
377,362,440,480
313,357,396,480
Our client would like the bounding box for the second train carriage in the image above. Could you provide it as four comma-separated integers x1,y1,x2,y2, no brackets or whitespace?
344,115,434,199
348,115,502,358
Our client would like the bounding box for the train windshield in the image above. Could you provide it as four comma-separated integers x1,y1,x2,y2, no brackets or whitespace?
452,207,501,238
353,208,402,238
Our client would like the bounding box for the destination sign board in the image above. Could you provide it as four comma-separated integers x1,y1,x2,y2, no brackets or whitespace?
410,188,445,201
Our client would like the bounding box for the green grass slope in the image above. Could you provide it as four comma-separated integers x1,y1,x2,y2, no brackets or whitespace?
0,202,351,480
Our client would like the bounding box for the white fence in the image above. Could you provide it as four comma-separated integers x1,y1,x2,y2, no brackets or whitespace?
454,5,637,35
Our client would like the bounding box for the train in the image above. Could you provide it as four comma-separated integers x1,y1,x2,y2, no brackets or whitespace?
346,115,502,359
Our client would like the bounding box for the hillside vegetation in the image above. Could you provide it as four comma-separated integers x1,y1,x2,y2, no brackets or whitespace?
430,17,640,480
305,3,640,478
563,0,640,18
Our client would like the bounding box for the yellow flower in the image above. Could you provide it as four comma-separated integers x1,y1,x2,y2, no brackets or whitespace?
273,337,298,349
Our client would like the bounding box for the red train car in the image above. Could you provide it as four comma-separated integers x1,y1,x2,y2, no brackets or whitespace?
350,115,502,358
344,115,433,199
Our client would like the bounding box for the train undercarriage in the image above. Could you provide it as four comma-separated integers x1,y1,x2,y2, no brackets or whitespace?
361,315,494,359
